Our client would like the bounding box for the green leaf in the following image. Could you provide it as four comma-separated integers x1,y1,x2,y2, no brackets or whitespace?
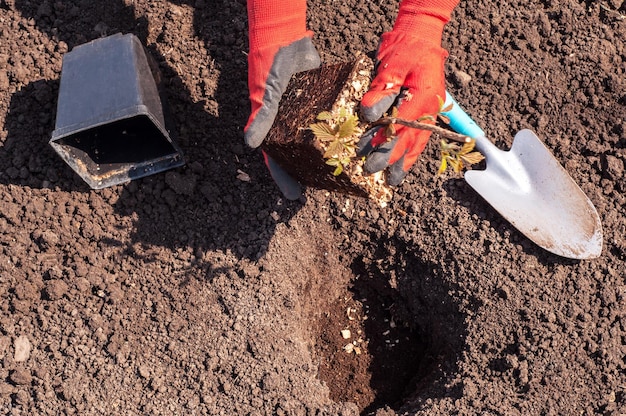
440,139,459,153
448,158,461,173
437,157,448,175
461,151,485,166
313,108,361,176
310,122,337,142
337,115,358,138
323,140,344,158
342,141,356,152
437,94,453,113
437,95,445,110
459,141,476,156
316,111,333,121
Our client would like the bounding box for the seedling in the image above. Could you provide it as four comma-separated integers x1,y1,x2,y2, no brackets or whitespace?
310,97,484,178
309,107,361,176
437,139,484,175
435,96,484,175
374,97,485,175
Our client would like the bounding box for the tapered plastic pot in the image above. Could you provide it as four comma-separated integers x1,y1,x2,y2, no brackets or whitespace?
50,33,184,189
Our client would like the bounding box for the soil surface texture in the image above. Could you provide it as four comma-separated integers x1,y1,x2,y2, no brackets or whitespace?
1,0,625,415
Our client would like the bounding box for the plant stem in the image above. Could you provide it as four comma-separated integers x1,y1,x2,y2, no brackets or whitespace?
372,117,472,144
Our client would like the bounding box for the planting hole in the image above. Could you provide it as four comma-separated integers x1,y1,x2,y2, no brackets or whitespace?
311,259,429,413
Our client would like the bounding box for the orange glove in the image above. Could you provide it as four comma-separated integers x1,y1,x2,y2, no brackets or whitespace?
245,0,320,148
358,0,459,186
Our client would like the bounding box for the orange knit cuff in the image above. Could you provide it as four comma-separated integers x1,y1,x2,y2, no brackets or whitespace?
247,0,310,51
393,0,460,42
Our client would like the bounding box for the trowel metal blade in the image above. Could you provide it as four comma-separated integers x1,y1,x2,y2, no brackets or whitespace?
464,129,603,259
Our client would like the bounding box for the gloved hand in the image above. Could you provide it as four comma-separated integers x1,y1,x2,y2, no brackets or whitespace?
358,0,459,186
245,0,320,199
244,0,320,147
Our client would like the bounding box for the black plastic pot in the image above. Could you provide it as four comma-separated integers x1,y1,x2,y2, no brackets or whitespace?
50,33,184,189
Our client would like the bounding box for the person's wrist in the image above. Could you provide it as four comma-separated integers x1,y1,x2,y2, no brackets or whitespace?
392,14,446,44
392,0,459,44
247,0,309,51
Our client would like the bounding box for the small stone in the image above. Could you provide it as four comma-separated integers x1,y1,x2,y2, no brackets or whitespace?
0,382,14,395
604,155,624,180
14,281,39,301
13,388,30,405
10,368,32,385
14,336,31,362
518,360,529,384
32,229,59,250
340,329,351,339
165,171,196,195
43,279,68,301
452,70,472,88
138,365,150,379
608,390,616,403
57,41,68,54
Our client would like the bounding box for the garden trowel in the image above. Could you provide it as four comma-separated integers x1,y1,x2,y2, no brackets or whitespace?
442,92,603,260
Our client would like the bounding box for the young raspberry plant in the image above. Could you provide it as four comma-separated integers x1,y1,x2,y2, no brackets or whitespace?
435,96,484,175
309,108,360,176
437,139,484,175
310,96,485,179
375,96,485,175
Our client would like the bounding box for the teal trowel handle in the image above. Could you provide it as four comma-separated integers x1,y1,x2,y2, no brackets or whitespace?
442,91,485,139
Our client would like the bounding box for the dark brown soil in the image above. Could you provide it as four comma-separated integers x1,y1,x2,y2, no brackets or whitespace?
1,0,625,415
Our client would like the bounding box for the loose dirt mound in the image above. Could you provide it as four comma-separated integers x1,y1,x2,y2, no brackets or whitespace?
0,0,625,415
